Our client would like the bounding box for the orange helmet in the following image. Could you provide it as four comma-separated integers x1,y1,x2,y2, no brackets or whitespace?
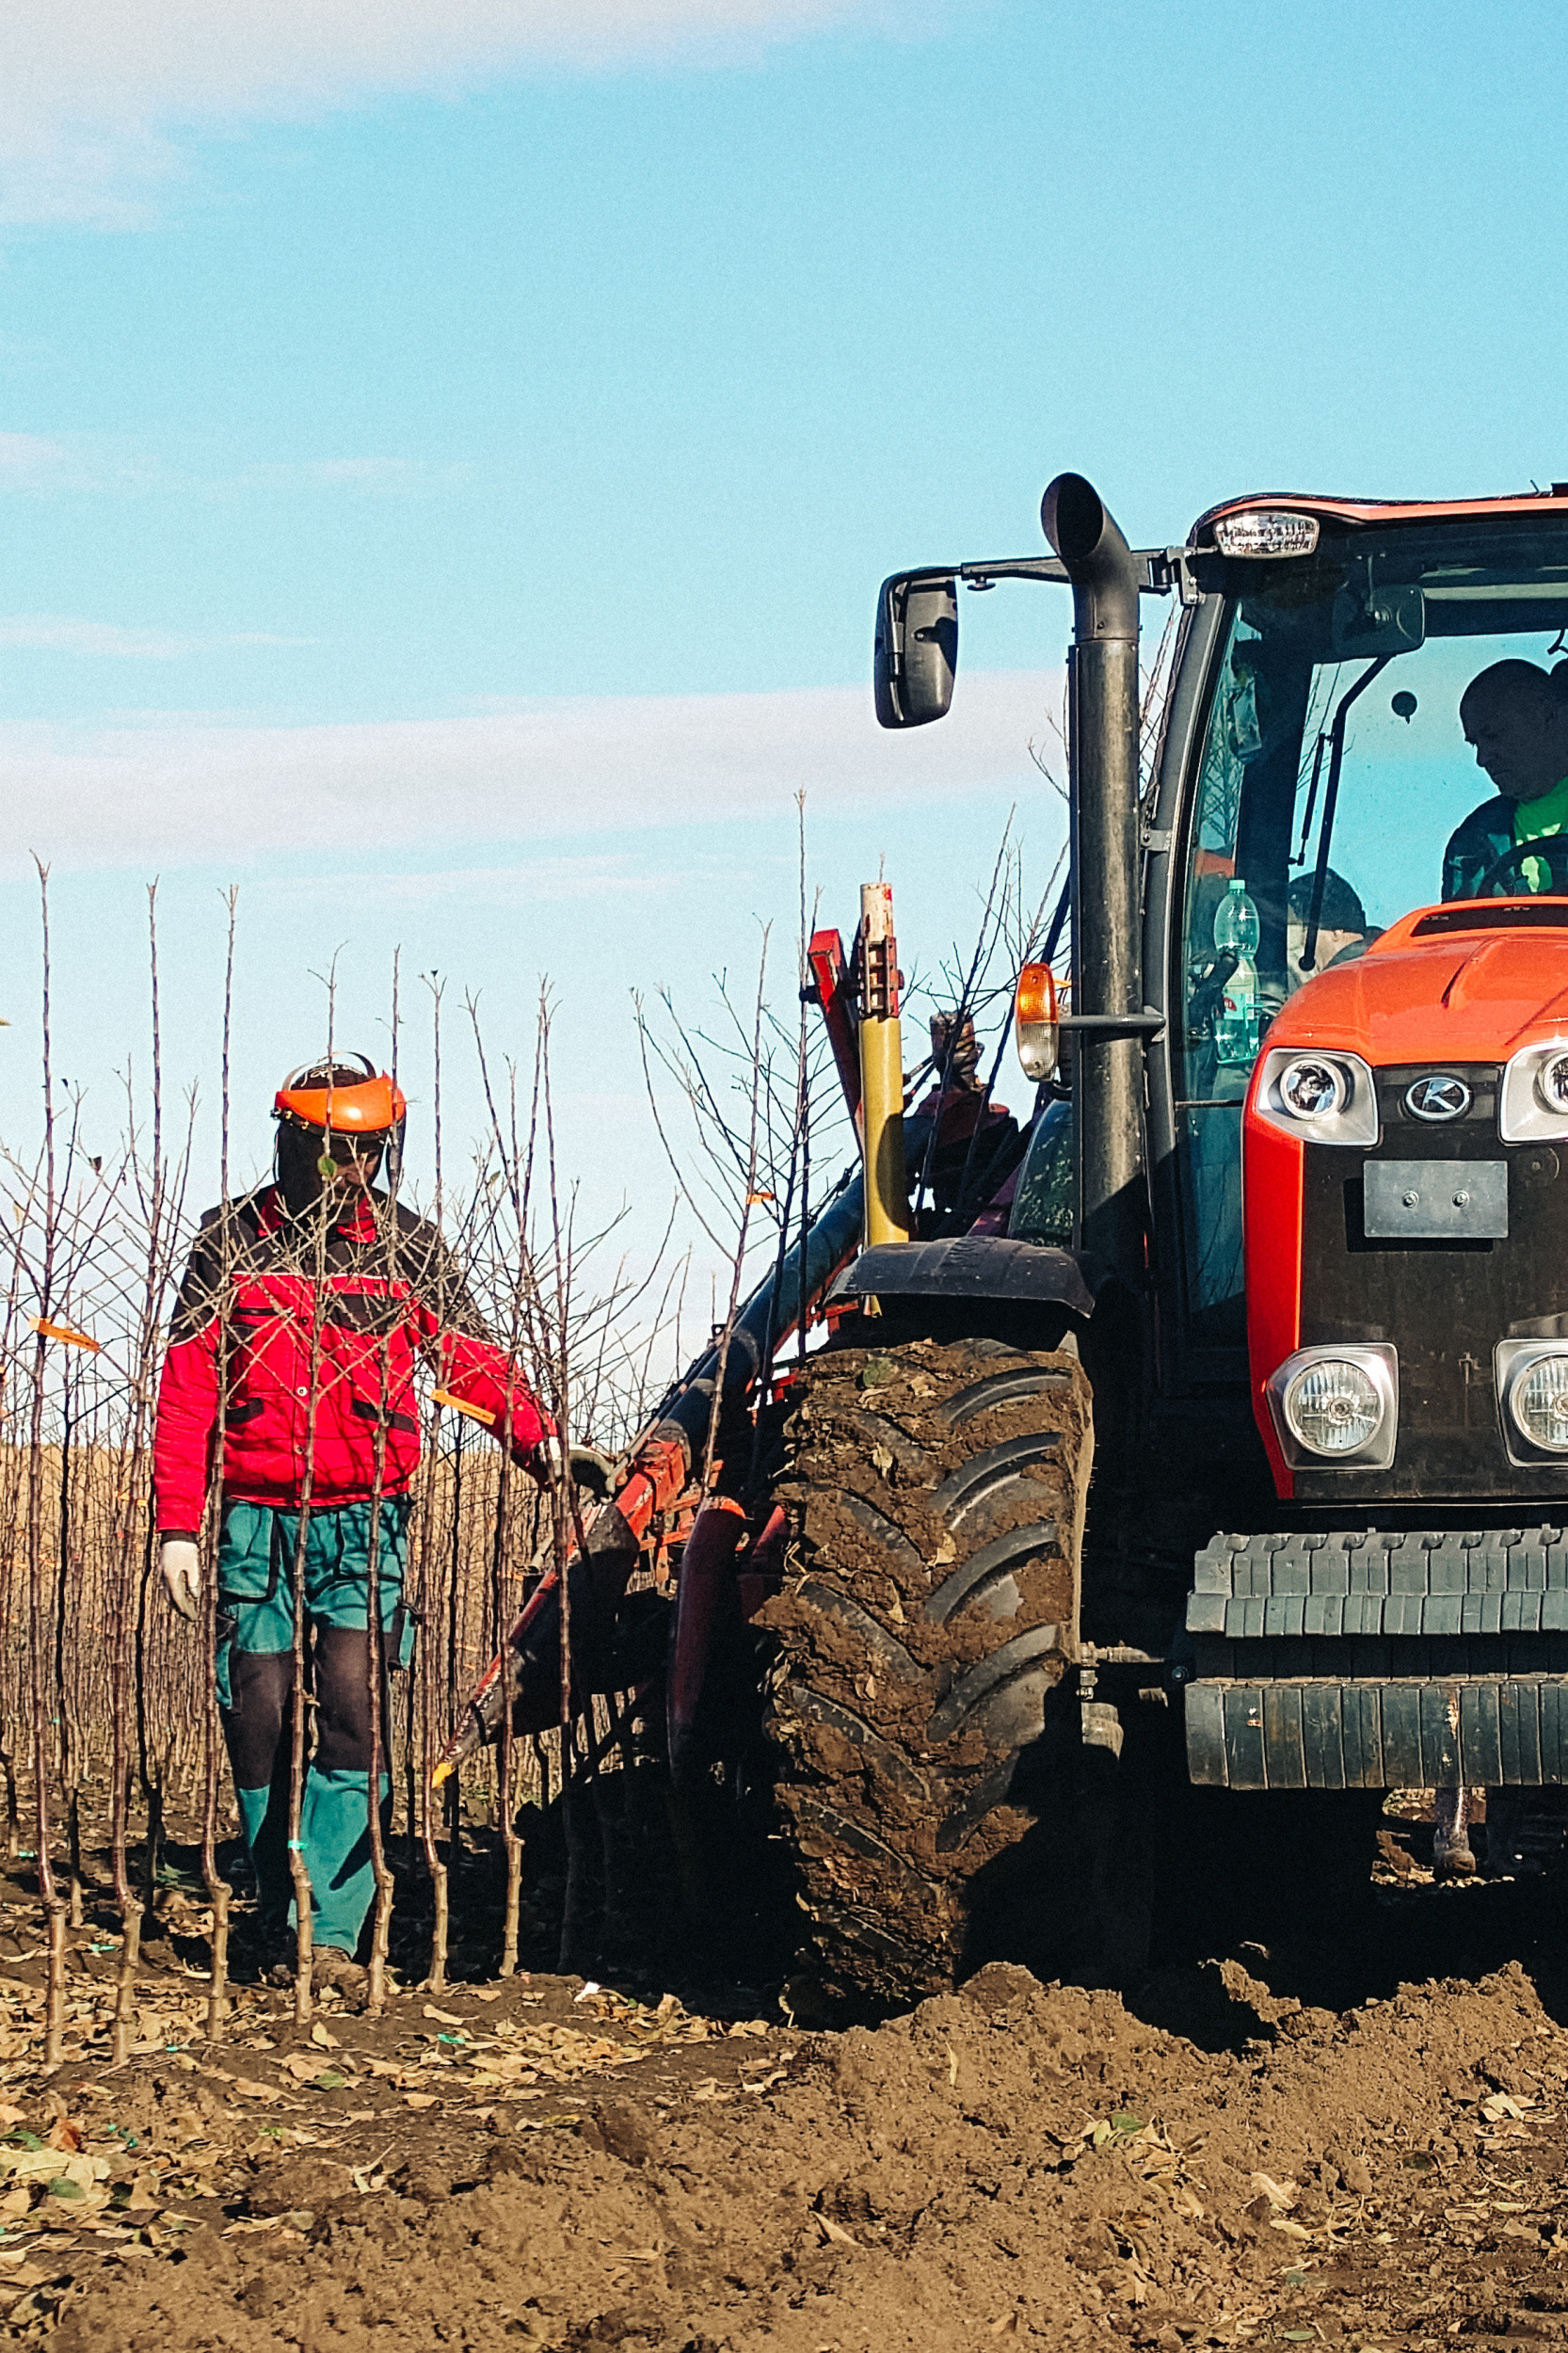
274,1054,407,1136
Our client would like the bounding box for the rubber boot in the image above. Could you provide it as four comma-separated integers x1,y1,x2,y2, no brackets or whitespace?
1432,1785,1476,1881
296,1767,391,1957
235,1784,294,1932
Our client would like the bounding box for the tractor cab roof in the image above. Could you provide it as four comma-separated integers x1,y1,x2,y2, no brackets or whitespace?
1192,488,1568,546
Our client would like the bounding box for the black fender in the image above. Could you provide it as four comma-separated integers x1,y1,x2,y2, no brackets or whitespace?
833,1236,1112,1319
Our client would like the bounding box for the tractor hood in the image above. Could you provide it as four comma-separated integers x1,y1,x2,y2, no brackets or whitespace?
1241,900,1568,1506
1264,903,1568,1065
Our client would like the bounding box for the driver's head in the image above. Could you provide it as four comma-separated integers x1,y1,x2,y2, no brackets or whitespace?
272,1056,406,1214
1460,661,1568,802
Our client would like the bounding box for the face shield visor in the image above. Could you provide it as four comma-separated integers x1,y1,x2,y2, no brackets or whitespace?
272,1056,408,1205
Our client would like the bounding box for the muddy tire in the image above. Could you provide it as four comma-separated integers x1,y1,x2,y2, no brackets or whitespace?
760,1335,1093,2008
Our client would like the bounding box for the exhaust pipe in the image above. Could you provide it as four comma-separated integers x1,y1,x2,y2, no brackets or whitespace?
1040,472,1144,1288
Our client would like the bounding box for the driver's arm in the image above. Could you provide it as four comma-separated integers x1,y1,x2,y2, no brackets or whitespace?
1443,801,1512,901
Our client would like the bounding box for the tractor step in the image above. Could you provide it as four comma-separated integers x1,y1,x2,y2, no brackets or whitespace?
1184,1527,1568,1790
1187,1526,1568,1641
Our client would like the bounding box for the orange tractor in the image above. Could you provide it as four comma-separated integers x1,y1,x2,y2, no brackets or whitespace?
449,474,1568,2002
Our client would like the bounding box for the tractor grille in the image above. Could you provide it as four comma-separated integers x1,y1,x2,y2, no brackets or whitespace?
1295,1063,1568,1501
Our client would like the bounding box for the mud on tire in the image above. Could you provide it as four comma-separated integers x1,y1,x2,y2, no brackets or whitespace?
759,1335,1092,2008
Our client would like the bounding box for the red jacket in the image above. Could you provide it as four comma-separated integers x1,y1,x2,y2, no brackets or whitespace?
153,1185,550,1535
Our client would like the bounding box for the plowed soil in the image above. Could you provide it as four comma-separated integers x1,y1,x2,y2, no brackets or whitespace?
7,1816,1568,2349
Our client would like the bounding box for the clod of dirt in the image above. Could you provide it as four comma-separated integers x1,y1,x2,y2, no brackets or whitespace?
1278,2004,1339,2041
580,2099,658,2166
393,2154,455,2203
959,1961,1043,2013
244,2156,354,2217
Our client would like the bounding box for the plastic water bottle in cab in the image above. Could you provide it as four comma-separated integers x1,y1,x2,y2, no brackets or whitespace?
1212,879,1260,1065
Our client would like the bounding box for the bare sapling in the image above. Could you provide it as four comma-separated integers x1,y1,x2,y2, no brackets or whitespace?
467,992,589,1975
698,936,772,1497
200,888,240,2037
361,958,404,2016
24,864,69,2067
440,1414,468,1985
0,1169,39,1873
465,995,550,1977
103,898,184,2052
540,1002,595,1978
415,973,452,1992
495,1104,538,1979
283,994,352,2023
55,1353,84,1930
478,1023,546,1978
109,1325,149,2065
287,1415,318,2019
362,1466,393,2012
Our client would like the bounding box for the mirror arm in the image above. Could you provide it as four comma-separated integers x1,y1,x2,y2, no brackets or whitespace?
953,550,1192,596
889,549,1191,599
1055,1009,1166,1035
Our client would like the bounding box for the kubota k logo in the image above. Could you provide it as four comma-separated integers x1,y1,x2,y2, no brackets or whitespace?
1404,1073,1471,1122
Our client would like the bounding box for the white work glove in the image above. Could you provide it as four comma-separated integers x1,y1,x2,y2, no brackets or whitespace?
160,1538,202,1624
530,1436,615,1497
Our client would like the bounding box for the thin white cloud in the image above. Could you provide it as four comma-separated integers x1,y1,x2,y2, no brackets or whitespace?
261,854,670,906
0,432,163,494
0,432,72,485
0,436,480,502
0,615,311,657
0,0,907,226
0,669,1060,871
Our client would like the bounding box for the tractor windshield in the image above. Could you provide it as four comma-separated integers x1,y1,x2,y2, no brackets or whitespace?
1176,518,1568,1342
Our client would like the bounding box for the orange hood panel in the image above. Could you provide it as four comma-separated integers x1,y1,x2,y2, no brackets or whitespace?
1265,904,1568,1064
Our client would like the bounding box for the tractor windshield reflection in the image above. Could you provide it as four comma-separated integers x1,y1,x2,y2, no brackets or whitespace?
1175,520,1568,1343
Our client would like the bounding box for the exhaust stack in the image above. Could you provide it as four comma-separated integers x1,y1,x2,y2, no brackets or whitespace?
1040,472,1144,1285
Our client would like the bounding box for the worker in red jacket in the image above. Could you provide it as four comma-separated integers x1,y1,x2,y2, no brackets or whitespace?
153,1055,554,1990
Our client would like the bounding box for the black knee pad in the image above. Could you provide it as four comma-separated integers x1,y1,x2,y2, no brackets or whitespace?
312,1624,395,1775
222,1650,295,1790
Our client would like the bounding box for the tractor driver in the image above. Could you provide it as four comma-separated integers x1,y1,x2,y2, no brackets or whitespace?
1444,660,1568,900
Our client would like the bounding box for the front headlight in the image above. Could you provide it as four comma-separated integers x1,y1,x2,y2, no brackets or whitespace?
1265,1344,1398,1468
1496,1340,1568,1459
1253,1046,1379,1146
1278,1056,1347,1118
1498,1038,1568,1142
1285,1360,1383,1453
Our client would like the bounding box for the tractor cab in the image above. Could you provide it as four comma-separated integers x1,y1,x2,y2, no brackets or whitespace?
875,484,1568,1457
1166,497,1568,1400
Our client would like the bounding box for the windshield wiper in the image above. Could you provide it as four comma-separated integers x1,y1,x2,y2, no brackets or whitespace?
1301,655,1393,971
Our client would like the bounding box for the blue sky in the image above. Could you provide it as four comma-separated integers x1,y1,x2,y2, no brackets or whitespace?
2,0,1566,1287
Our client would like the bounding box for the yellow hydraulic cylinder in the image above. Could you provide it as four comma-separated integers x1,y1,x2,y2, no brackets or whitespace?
858,881,913,1247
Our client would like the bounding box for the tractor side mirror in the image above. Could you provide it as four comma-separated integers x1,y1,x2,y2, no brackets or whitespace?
873,572,958,728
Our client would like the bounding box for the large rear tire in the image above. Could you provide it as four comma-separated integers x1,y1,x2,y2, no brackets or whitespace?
760,1334,1093,2008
